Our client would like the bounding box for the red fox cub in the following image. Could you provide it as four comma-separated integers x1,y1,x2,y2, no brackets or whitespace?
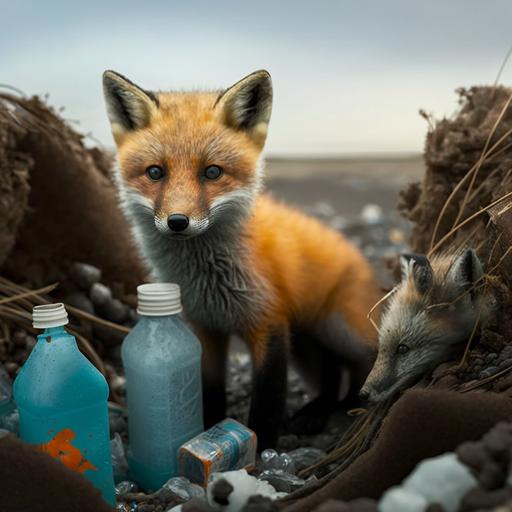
102,69,380,448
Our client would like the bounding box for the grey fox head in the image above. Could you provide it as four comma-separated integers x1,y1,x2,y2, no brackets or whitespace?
360,249,486,403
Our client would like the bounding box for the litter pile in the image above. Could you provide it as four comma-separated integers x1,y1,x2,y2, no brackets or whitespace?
3,84,512,512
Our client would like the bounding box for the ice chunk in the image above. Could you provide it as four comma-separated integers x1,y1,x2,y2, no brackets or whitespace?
111,432,129,479
207,470,286,512
288,447,326,472
0,408,19,434
261,449,296,474
161,476,206,501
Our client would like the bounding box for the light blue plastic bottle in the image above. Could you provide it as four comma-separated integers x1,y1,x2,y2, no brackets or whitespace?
13,303,115,505
122,283,204,491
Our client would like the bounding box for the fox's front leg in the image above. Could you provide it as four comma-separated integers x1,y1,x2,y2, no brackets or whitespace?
247,326,289,450
196,329,230,428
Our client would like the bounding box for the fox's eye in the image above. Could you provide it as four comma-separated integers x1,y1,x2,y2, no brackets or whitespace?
204,165,223,180
397,344,409,355
146,165,165,181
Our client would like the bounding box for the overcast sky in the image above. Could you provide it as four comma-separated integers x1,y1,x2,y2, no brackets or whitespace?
2,0,512,155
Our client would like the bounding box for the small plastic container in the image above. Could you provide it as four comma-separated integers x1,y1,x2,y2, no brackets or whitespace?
122,283,204,491
178,418,257,487
13,304,115,504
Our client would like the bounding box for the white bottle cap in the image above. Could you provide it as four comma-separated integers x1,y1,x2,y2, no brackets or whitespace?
137,283,183,316
33,303,69,329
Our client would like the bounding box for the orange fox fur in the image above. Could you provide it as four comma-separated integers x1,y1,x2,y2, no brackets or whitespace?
103,69,380,448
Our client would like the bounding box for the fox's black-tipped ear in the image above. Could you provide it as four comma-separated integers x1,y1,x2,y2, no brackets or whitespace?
215,70,273,148
447,249,483,295
400,253,433,294
102,70,158,143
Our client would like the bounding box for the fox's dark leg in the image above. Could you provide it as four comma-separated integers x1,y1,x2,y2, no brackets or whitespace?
290,314,376,434
197,330,230,428
315,313,376,402
289,332,343,435
247,327,289,450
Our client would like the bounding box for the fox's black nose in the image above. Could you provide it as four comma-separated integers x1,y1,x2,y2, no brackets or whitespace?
167,214,189,232
358,389,370,401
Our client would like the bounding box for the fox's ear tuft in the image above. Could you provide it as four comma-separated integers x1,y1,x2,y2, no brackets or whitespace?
400,253,433,294
102,70,158,143
447,249,483,295
215,70,273,148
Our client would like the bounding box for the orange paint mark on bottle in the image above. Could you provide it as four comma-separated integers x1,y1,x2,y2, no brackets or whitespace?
38,428,97,474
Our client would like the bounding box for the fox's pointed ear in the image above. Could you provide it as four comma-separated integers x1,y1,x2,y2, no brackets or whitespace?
102,70,158,144
447,249,483,295
400,253,433,294
215,70,273,148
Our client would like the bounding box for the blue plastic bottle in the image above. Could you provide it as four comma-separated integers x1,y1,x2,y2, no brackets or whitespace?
122,283,204,491
13,303,115,504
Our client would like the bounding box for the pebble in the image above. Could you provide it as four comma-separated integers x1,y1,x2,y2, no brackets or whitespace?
312,499,351,511
360,204,384,225
100,297,130,323
276,434,299,452
70,262,102,290
241,495,279,512
62,291,95,315
90,282,112,306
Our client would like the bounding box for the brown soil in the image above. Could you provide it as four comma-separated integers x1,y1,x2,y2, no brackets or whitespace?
0,94,147,291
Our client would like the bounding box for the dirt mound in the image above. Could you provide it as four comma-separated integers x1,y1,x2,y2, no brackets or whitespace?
399,86,512,385
0,94,147,290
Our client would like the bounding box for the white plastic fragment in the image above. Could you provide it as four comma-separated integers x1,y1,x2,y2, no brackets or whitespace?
207,469,286,512
378,452,477,512
379,487,428,512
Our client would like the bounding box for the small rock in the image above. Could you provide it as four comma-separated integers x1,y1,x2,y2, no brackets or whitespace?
63,291,95,315
348,497,378,512
241,495,279,512
479,366,499,380
210,478,234,506
182,498,216,512
360,204,384,225
478,459,505,490
312,499,351,512
277,434,299,452
460,486,512,510
90,283,112,306
457,441,487,471
12,330,26,347
70,262,102,290
100,297,130,324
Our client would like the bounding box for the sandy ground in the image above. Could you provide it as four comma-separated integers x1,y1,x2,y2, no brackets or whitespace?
264,154,424,218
